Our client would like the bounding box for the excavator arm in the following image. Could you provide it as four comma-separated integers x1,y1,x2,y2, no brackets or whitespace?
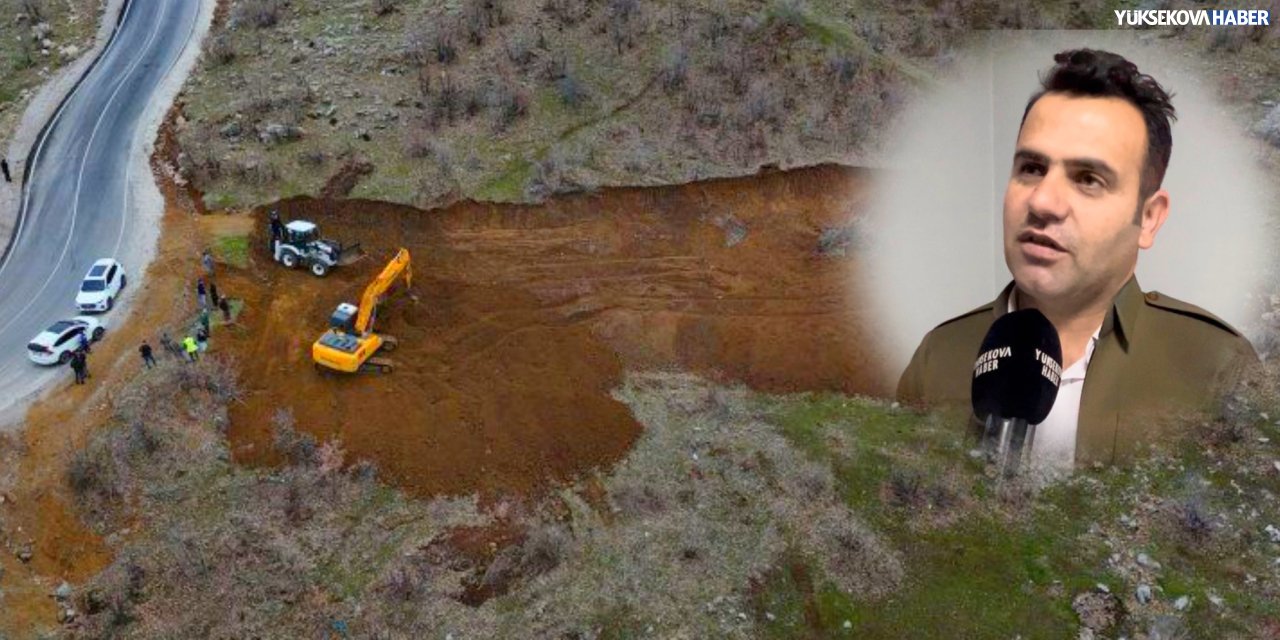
354,248,412,335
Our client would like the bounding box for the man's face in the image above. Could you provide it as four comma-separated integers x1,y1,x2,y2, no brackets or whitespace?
1003,93,1155,309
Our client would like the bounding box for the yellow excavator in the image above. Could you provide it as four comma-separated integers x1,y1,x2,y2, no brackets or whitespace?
312,248,412,374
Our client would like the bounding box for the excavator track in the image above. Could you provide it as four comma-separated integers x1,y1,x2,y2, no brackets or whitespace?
359,357,395,374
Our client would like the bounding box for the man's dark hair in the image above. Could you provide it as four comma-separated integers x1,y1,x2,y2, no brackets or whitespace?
1020,48,1177,216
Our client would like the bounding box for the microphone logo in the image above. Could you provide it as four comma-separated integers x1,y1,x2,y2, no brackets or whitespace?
970,309,1062,477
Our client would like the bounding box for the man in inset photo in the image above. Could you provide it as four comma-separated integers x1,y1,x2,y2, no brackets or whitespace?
896,48,1259,473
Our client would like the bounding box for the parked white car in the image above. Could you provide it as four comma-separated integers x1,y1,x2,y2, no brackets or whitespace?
27,316,106,365
75,258,126,313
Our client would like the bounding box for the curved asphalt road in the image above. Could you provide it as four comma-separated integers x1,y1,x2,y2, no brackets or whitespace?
0,0,201,421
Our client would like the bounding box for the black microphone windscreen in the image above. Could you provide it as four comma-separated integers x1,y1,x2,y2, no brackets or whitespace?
971,308,1063,424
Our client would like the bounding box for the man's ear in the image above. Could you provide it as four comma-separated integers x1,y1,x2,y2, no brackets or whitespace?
1137,189,1170,250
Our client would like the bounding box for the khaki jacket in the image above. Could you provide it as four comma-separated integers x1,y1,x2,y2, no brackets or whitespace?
897,276,1260,465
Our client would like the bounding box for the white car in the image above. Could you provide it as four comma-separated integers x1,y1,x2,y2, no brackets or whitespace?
75,258,126,313
27,316,106,365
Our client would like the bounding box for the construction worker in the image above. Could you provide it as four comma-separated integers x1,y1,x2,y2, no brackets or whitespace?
196,327,209,353
201,249,215,276
269,209,284,247
199,308,211,334
196,278,208,309
183,335,199,362
209,279,220,310
70,351,88,384
77,332,90,355
218,297,232,324
139,342,156,369
160,331,180,359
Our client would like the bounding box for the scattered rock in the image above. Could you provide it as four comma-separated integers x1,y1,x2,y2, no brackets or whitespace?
219,121,242,139
258,123,303,145
54,581,72,600
1136,552,1161,570
1147,614,1186,640
1173,595,1191,611
1207,591,1224,607
1072,591,1120,632
1136,583,1153,604
1265,524,1280,543
1255,104,1280,148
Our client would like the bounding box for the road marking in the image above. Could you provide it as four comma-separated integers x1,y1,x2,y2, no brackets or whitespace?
0,1,167,338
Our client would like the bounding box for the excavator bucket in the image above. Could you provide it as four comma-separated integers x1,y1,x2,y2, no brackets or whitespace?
337,242,366,266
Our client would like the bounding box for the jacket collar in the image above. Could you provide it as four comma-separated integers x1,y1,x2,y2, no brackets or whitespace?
992,275,1143,352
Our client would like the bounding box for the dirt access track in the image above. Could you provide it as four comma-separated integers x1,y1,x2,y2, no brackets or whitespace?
218,164,889,498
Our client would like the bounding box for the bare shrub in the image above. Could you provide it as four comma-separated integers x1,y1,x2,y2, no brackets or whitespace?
720,46,750,96
317,440,346,475
810,505,904,597
556,72,586,108
827,52,861,88
488,82,529,132
432,72,465,123
703,12,730,47
372,0,400,17
19,0,43,21
127,421,160,457
283,474,313,524
742,81,782,131
297,149,327,168
237,0,283,29
607,0,641,54
403,124,432,158
382,566,422,602
463,0,506,45
1175,498,1215,544
611,481,667,518
685,81,722,128
543,0,589,27
271,409,317,466
432,27,458,64
539,50,570,84
660,46,688,94
504,36,534,69
68,439,120,500
520,523,570,575
208,34,236,66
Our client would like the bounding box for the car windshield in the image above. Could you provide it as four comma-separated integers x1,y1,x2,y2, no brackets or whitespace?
47,321,75,333
80,279,106,292
88,264,107,277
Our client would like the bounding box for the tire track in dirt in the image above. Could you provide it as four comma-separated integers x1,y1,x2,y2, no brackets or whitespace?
214,164,888,500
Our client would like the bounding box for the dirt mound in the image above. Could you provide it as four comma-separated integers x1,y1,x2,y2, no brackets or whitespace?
217,164,888,499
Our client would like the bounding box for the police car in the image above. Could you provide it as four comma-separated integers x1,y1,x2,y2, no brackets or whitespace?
27,317,106,365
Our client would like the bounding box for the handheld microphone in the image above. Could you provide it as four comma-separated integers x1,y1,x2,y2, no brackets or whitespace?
971,308,1063,476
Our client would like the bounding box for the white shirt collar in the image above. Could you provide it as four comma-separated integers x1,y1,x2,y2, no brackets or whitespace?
1007,287,1101,371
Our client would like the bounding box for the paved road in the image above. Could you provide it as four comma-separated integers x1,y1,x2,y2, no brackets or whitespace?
0,0,202,422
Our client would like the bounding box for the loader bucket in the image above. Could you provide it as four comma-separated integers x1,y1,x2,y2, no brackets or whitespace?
337,243,366,266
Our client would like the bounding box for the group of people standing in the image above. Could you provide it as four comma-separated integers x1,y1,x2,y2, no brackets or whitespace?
147,249,227,365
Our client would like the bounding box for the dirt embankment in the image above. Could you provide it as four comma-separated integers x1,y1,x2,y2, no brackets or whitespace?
216,163,888,499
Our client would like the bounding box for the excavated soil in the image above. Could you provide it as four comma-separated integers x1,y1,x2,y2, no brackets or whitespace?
219,164,889,499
